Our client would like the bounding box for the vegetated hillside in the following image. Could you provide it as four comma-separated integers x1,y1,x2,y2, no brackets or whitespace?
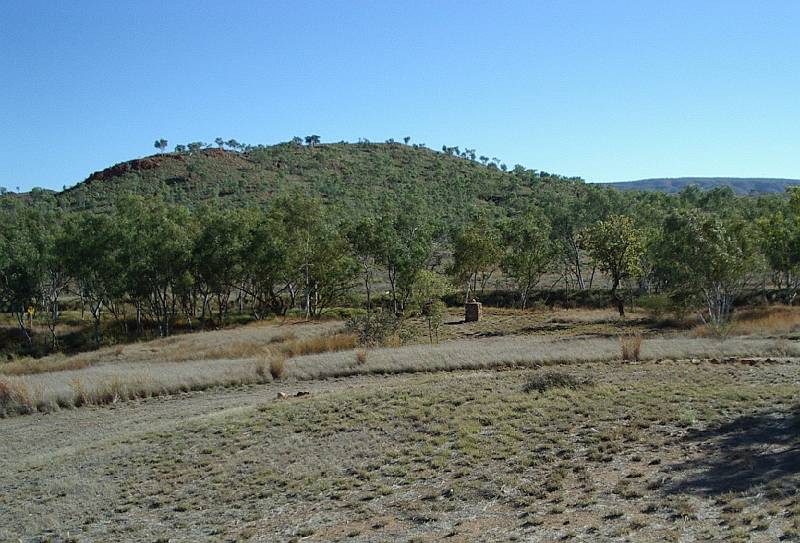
8,143,581,222
604,177,800,195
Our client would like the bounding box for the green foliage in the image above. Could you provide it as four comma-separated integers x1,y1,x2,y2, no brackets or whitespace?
412,270,450,344
755,209,800,302
635,293,676,319
115,197,195,336
522,371,592,393
499,210,555,309
192,207,250,326
345,310,402,347
450,221,502,301
579,215,646,316
269,194,358,318
652,211,760,325
4,139,800,357
350,203,433,314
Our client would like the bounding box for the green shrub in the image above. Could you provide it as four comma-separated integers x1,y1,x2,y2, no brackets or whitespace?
636,293,674,318
345,310,402,346
522,371,592,394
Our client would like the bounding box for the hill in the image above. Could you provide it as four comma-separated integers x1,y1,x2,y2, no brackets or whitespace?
5,143,580,223
603,177,800,195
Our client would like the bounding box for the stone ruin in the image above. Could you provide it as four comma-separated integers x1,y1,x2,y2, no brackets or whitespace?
465,298,482,322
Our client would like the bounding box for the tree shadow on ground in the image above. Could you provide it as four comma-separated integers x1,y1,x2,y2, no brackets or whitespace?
666,403,800,496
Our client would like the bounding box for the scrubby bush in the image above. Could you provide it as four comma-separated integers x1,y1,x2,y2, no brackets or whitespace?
522,371,592,393
345,310,402,346
636,293,674,318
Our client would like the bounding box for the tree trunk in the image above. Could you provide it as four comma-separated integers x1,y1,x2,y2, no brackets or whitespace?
15,309,33,348
388,267,398,315
611,278,624,317
363,262,372,340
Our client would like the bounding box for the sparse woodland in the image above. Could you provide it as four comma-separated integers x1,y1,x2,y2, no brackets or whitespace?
0,139,798,358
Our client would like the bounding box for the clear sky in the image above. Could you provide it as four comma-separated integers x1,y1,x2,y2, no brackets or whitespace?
2,1,799,192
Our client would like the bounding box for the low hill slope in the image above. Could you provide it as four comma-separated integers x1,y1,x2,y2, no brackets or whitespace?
18,143,580,222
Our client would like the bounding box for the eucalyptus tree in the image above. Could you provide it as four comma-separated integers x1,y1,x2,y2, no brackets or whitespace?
579,215,646,317
652,211,759,327
269,194,356,319
192,207,249,326
0,207,43,348
186,141,205,154
116,197,195,336
537,181,604,290
755,191,800,303
240,209,293,318
411,270,450,344
450,221,502,303
500,210,555,309
61,211,129,345
36,212,68,349
375,203,434,314
346,216,383,332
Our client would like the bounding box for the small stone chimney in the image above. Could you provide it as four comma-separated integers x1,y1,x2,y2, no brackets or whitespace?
465,298,482,322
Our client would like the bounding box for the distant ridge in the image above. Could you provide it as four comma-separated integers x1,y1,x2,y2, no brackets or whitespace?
603,177,800,195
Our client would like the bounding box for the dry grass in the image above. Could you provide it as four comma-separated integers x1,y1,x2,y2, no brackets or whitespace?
0,378,34,416
0,355,92,376
279,333,358,358
0,328,356,415
5,306,800,418
4,360,799,541
620,335,643,361
269,357,286,380
692,305,800,338
732,305,800,335
285,334,800,381
0,320,341,377
522,370,591,393
7,332,798,416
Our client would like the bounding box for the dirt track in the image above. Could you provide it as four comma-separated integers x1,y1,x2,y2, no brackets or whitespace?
1,374,383,468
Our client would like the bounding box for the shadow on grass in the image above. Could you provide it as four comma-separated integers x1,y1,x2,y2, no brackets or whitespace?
667,403,800,495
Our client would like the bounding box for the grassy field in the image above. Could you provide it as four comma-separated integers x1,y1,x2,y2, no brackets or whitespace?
1,307,799,541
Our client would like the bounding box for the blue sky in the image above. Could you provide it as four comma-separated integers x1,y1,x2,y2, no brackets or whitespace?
2,1,799,192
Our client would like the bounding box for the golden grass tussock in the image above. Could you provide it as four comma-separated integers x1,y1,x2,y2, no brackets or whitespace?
269,357,286,380
0,377,34,416
269,332,297,344
279,333,358,358
0,355,92,376
620,335,643,362
732,305,800,335
691,305,800,338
